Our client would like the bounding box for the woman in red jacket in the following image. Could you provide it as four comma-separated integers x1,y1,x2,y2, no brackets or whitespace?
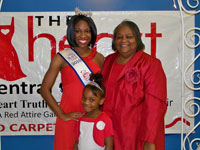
102,20,167,150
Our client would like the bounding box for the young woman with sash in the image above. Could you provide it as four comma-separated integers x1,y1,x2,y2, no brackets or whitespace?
40,12,104,150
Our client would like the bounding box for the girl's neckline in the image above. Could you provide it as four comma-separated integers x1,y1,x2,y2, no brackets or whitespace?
82,111,103,120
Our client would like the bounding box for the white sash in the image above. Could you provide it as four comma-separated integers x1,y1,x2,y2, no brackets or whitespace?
58,48,93,86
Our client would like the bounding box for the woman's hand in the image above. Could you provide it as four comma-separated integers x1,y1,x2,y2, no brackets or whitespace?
143,142,155,150
61,112,84,121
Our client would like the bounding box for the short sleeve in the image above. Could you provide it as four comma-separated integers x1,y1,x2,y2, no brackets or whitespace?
93,112,114,147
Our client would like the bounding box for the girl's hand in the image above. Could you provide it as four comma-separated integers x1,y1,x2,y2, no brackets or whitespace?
61,112,84,121
143,142,155,150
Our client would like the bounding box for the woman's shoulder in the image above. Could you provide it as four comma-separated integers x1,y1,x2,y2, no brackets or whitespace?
50,49,70,69
92,51,105,69
53,49,71,62
138,52,164,74
141,51,162,64
105,52,118,61
57,48,71,55
96,51,104,60
101,52,118,70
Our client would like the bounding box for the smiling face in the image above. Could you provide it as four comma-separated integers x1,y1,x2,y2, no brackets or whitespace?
81,87,104,115
74,20,92,48
115,25,138,58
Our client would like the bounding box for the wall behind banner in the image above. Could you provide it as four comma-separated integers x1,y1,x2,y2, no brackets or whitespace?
1,0,200,150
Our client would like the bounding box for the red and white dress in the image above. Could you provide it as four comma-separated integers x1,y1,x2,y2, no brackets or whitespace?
77,112,114,150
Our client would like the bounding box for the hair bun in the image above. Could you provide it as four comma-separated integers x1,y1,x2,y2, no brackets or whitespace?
89,73,103,86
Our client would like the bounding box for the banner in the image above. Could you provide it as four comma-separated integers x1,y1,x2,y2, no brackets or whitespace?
0,11,194,135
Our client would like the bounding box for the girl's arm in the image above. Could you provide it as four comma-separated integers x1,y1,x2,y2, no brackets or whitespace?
104,136,113,150
40,54,83,121
144,142,155,150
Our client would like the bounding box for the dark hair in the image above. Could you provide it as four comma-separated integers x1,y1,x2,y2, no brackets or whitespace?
112,20,145,51
84,73,105,98
67,15,97,48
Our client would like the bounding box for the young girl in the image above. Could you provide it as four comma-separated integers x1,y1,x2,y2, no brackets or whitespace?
73,73,114,150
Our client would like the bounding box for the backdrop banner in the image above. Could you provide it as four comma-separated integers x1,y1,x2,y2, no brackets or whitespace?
0,11,194,135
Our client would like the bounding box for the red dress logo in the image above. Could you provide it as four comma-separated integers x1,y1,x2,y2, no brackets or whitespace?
0,17,26,81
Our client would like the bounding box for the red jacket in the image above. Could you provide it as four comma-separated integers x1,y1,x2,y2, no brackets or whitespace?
102,50,167,150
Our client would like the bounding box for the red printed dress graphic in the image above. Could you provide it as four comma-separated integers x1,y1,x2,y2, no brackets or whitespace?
0,17,26,81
